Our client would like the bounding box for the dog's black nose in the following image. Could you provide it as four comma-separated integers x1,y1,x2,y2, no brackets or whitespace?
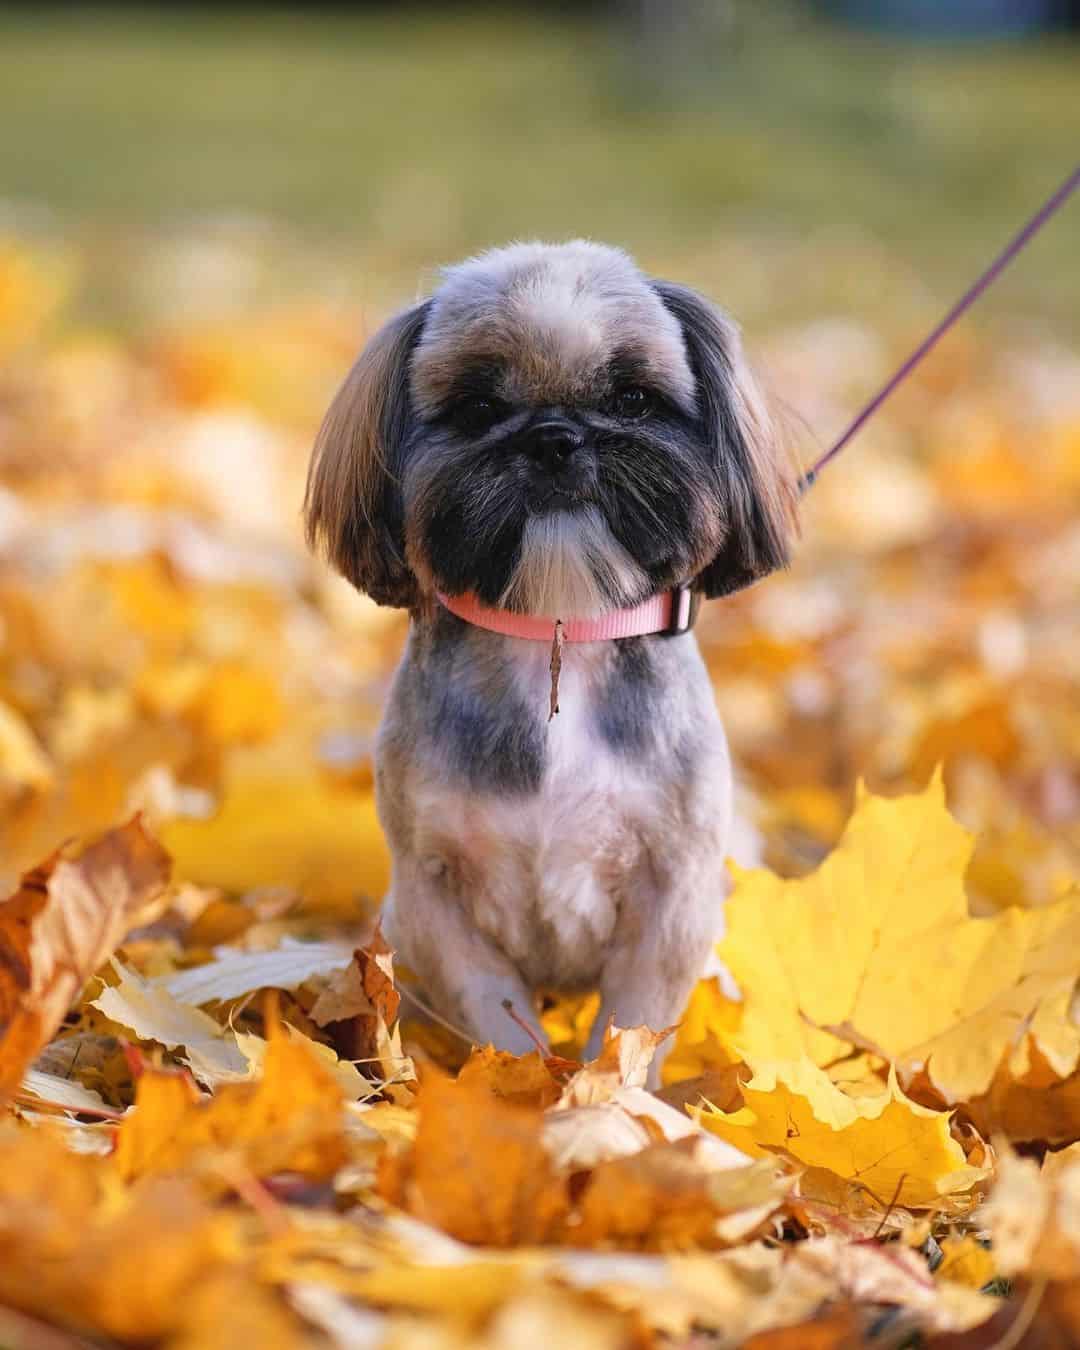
525,419,585,472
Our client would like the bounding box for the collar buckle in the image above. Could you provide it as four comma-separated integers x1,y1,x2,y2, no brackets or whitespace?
663,585,700,636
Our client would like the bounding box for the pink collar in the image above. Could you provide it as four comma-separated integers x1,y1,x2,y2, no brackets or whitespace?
436,586,698,643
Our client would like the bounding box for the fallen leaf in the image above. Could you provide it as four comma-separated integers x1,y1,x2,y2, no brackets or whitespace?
377,1069,569,1246
0,1126,240,1342
156,939,354,1005
457,1046,563,1110
287,1283,386,1349
309,925,403,1078
92,959,251,1085
662,976,743,1086
787,1236,996,1335
936,1236,996,1290
696,1059,987,1210
559,1023,672,1106
20,1067,110,1114
190,662,285,745
0,818,171,1097
573,1141,787,1249
718,774,1080,1106
170,1272,318,1350
740,1305,865,1349
114,1019,347,1183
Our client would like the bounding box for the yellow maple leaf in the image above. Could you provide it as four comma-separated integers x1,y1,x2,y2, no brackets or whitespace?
694,1059,986,1211
719,771,1080,1105
662,977,743,1086
936,1235,997,1290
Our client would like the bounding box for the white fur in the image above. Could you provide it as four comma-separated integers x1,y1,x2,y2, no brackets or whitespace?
499,507,647,618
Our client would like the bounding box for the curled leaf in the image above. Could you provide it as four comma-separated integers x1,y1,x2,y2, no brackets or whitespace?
0,818,170,1097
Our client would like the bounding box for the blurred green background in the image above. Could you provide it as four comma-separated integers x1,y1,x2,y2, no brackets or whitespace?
1,1,1077,333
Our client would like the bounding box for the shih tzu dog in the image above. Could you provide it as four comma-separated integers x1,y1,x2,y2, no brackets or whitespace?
306,241,798,1064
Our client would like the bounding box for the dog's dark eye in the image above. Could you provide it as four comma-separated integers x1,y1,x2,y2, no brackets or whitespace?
452,395,502,436
613,386,653,420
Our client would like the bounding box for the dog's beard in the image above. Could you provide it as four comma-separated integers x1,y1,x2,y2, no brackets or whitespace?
498,506,646,618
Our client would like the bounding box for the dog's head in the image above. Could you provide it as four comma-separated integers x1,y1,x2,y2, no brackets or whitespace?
305,241,798,615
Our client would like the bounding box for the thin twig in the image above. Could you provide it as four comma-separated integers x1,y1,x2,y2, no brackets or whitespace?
502,999,548,1056
872,1172,907,1239
396,981,474,1047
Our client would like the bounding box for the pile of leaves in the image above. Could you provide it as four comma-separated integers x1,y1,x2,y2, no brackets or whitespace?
0,233,1078,1347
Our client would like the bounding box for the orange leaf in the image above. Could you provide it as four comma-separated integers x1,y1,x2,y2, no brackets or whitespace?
115,1022,346,1184
377,1069,568,1246
457,1046,564,1110
0,817,171,1098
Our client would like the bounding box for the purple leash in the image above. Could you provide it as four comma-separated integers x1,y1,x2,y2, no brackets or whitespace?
800,164,1080,492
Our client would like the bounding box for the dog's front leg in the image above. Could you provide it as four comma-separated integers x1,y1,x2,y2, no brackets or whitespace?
584,886,718,1086
381,877,547,1057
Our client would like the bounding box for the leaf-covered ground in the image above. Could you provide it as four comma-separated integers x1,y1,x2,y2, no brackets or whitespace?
0,232,1078,1348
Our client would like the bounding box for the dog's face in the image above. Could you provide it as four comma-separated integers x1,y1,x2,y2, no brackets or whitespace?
306,241,798,615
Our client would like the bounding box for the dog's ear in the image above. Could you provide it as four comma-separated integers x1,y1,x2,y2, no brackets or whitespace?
304,300,431,608
653,281,798,599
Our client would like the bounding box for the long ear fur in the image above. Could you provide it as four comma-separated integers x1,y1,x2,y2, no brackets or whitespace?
304,301,431,608
652,281,798,598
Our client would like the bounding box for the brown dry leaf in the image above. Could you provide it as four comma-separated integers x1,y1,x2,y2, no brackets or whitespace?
309,927,414,1095
969,1048,1080,1147
0,817,171,1097
114,1019,347,1184
377,1068,569,1245
309,925,399,1053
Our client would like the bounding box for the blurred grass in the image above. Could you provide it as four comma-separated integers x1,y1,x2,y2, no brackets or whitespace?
0,3,1077,329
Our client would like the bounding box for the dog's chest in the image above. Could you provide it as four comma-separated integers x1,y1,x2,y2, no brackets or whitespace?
420,644,665,986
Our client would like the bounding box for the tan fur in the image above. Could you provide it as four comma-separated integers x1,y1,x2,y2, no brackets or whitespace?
304,303,428,605
722,318,801,567
412,241,696,416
